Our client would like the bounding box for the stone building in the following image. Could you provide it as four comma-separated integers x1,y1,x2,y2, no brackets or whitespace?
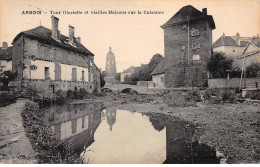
212,33,260,67
120,66,136,83
105,47,117,85
0,42,12,73
12,16,100,97
237,42,260,69
161,5,215,87
151,58,165,88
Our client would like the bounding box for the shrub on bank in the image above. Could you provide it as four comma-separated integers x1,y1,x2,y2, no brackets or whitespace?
22,101,83,163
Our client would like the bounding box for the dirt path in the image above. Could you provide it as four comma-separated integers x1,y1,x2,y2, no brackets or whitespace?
0,99,37,164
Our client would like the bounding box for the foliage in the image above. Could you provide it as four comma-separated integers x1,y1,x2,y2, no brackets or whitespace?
207,52,233,78
246,63,260,78
148,53,163,73
229,67,242,78
123,53,163,84
0,71,17,91
55,90,66,105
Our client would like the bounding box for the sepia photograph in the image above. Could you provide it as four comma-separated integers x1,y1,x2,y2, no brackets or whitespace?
0,0,259,165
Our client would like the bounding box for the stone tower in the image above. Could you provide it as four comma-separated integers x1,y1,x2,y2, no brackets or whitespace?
105,47,117,84
161,5,215,87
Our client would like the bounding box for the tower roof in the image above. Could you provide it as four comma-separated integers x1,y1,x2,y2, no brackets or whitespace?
161,5,215,29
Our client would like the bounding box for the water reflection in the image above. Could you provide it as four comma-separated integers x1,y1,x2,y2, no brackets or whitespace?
145,113,219,164
43,102,102,154
43,105,219,164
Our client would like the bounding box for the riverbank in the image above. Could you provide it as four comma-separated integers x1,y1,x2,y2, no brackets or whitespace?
0,99,37,164
13,90,260,164
81,92,260,164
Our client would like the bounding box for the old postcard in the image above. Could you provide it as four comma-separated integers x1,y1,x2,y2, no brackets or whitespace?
0,0,259,165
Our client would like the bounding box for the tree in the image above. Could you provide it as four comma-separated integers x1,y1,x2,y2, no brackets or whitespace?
148,53,163,73
246,63,260,78
207,52,233,78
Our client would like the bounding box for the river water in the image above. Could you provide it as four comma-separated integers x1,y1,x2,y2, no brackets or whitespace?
43,102,220,164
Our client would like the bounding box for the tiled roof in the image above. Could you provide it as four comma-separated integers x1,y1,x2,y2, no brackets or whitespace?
12,26,94,56
161,5,215,29
212,36,239,48
122,66,136,73
0,47,13,61
151,59,165,75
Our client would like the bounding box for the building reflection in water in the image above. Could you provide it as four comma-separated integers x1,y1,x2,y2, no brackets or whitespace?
145,113,220,164
43,102,102,155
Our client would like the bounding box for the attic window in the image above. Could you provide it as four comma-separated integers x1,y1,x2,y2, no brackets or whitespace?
182,25,187,30
182,45,186,51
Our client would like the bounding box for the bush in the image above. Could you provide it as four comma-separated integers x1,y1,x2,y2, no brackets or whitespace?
55,90,66,104
78,88,89,99
222,89,236,103
66,90,74,99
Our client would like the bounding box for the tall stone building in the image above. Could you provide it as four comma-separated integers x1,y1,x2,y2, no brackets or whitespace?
105,47,117,84
161,5,215,87
12,15,100,97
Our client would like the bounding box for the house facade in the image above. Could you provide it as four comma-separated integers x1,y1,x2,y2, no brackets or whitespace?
151,59,165,88
12,16,100,97
120,66,136,83
0,42,12,73
237,42,260,69
161,5,215,88
212,33,260,67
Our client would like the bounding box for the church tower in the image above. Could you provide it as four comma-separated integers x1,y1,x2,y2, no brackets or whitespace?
105,47,117,84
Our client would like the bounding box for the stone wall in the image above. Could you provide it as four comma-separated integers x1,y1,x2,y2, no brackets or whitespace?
164,20,212,88
136,81,153,88
208,78,260,88
12,35,100,96
152,73,165,88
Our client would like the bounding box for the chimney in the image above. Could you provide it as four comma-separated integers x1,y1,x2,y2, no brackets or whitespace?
235,32,240,45
51,15,60,41
76,37,81,43
2,42,8,49
202,8,207,15
222,32,225,37
69,25,75,44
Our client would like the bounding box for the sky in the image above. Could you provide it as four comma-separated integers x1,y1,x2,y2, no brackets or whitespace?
0,0,259,72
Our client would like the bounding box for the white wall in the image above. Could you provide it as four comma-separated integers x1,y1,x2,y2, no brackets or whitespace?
152,73,165,88
0,60,12,72
29,59,89,81
31,60,55,80
60,64,89,81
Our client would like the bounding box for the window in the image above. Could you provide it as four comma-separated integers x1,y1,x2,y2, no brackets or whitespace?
192,43,197,49
82,117,85,128
44,67,50,79
82,71,85,81
193,54,200,61
191,27,200,37
31,65,37,71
